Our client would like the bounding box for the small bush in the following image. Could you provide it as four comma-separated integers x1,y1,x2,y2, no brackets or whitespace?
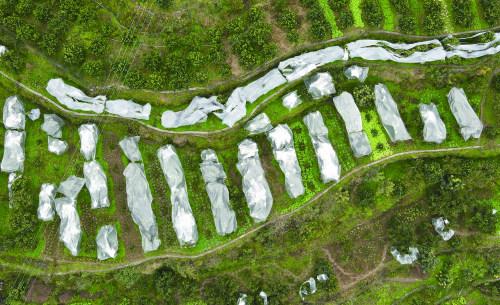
451,0,473,28
361,0,384,27
353,84,375,109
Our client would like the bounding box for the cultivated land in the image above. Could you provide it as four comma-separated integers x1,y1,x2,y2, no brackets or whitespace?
0,0,499,304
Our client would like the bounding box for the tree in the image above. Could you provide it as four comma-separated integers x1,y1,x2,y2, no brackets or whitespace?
423,0,445,34
33,4,51,22
361,0,384,28
0,50,25,73
451,0,473,28
479,0,500,26
83,60,105,77
353,84,375,109
63,41,86,65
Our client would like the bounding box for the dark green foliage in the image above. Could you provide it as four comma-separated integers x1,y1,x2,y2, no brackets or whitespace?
0,50,26,73
353,84,375,109
361,0,384,28
124,71,146,89
479,0,500,26
399,15,416,33
390,0,410,12
202,276,240,305
337,8,354,30
301,0,331,40
83,60,105,77
329,0,349,10
423,0,445,35
15,0,34,16
493,73,500,92
156,0,173,9
451,0,473,28
273,0,300,42
121,31,137,46
63,41,86,65
469,201,497,233
33,3,51,22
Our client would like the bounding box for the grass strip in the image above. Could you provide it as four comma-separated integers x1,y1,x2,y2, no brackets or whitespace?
318,0,344,37
350,0,365,27
380,0,396,31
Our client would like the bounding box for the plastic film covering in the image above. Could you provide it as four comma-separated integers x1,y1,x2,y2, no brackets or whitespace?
8,172,19,203
42,114,65,138
96,225,118,260
237,139,273,222
119,136,142,162
333,92,372,157
78,124,98,161
432,217,455,241
244,113,272,135
240,69,286,103
1,130,25,173
48,136,68,155
299,277,317,300
55,197,81,256
447,87,483,140
344,65,369,82
58,176,85,200
161,96,223,128
317,274,329,282
237,294,248,305
419,103,447,144
259,291,269,305
282,91,302,110
157,145,198,246
123,163,161,252
105,99,151,120
303,111,341,183
214,88,246,127
200,149,237,236
446,32,500,58
46,78,105,113
305,73,335,99
390,247,419,265
27,108,40,121
38,183,56,221
84,161,109,209
3,96,25,130
278,46,346,81
374,84,412,142
0,45,6,56
267,124,304,198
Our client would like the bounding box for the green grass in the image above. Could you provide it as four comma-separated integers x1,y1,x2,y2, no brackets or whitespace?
350,0,366,27
318,0,344,38
380,0,396,31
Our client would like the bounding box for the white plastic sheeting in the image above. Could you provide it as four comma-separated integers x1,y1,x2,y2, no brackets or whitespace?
446,32,500,59
46,78,106,113
333,92,372,157
299,277,317,300
278,46,346,81
303,111,341,183
7,172,19,203
282,91,302,110
78,124,99,161
27,108,40,121
119,136,142,162
305,72,336,99
200,149,237,236
432,217,455,241
58,176,85,200
214,88,246,128
344,65,369,82
48,136,68,155
390,247,419,265
123,163,161,252
245,113,273,135
317,274,329,282
84,161,109,209
38,183,56,221
105,99,151,120
161,96,223,128
237,139,273,222
3,96,25,130
96,225,118,260
267,124,304,198
157,145,198,246
1,130,25,173
259,291,268,305
419,103,446,144
447,87,483,140
374,84,412,142
237,294,248,305
42,114,65,138
0,45,6,56
54,197,81,256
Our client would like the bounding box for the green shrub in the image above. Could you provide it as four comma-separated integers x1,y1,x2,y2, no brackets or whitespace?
63,41,86,65
423,0,445,34
479,0,500,26
353,84,375,109
83,60,105,77
399,15,416,33
361,0,384,27
337,8,354,29
451,0,473,28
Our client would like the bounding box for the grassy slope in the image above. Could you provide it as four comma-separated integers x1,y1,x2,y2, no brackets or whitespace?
318,0,344,38
379,0,396,31
350,0,366,27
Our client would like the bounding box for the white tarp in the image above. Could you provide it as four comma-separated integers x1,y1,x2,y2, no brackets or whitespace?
390,247,419,265
200,149,237,236
42,114,64,138
161,96,223,128
432,217,455,241
419,103,446,144
299,277,317,300
0,45,6,56
344,65,369,82
244,113,273,135
3,96,25,130
123,163,161,252
237,294,248,305
446,32,500,58
267,124,304,198
157,145,198,246
105,99,151,120
57,175,85,200
38,183,56,221
305,72,335,99
84,161,109,209
240,69,286,103
303,111,341,183
333,92,372,157
237,139,273,222
374,84,412,142
96,224,118,260
48,136,68,155
46,78,106,113
447,87,483,140
282,91,302,110
1,130,25,173
278,46,346,81
27,108,40,121
259,291,268,305
214,88,246,128
54,197,81,256
119,136,142,162
78,123,98,161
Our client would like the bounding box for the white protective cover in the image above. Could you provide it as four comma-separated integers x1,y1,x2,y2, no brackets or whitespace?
390,247,419,265
419,103,447,144
46,78,106,113
119,136,142,162
237,294,248,305
240,69,287,103
78,123,99,161
105,99,151,120
7,172,19,203
447,87,483,140
57,175,85,200
305,72,336,99
432,217,455,241
1,130,25,173
374,84,412,142
161,96,223,128
3,96,25,130
123,163,161,252
333,92,372,157
244,113,273,135
38,183,57,221
259,291,269,305
267,124,304,198
27,108,40,121
0,45,6,56
278,46,347,81
84,161,109,209
344,65,369,82
200,149,237,236
446,32,500,59
48,136,68,155
299,277,317,300
303,111,341,183
54,197,81,256
237,139,273,222
96,225,118,260
41,114,65,138
282,91,302,110
157,145,198,246
214,87,247,127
